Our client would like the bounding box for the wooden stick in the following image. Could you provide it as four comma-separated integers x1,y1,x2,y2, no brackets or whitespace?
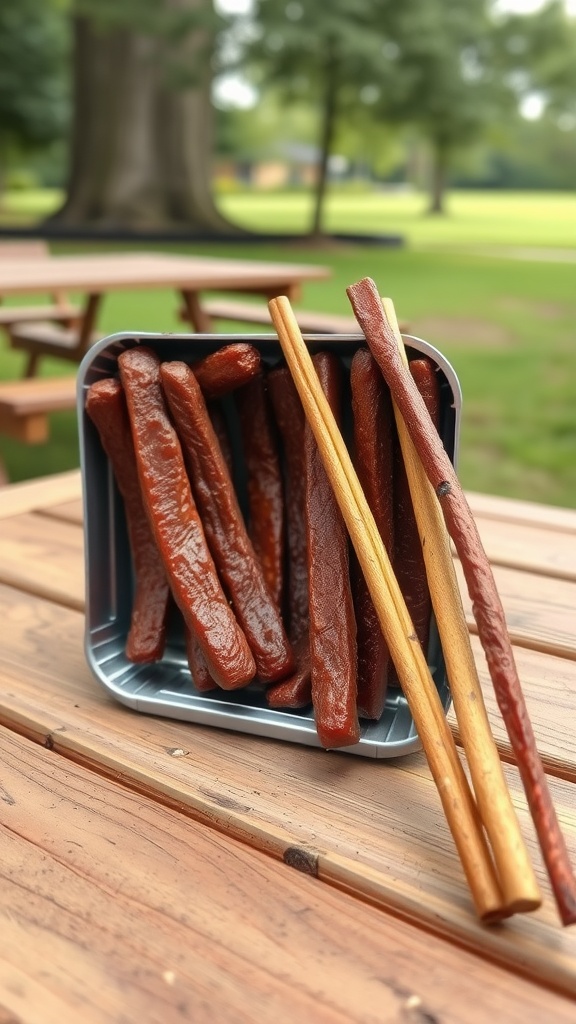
347,276,576,927
268,295,505,923
382,297,541,916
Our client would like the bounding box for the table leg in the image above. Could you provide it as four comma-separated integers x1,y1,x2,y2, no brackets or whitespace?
24,353,40,379
180,290,213,333
77,293,102,358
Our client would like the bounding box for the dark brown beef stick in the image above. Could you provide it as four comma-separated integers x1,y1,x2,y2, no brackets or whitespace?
267,366,312,709
208,404,234,476
389,357,441,685
347,276,576,926
185,628,218,692
193,343,261,398
351,349,394,719
236,373,285,611
160,360,294,685
268,367,309,644
266,634,311,709
306,353,359,749
86,378,171,663
118,346,256,691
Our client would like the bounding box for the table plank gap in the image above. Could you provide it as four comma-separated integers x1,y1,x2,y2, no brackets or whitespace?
36,499,84,525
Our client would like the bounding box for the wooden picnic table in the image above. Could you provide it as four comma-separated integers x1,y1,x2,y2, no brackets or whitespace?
0,250,330,374
0,470,575,1022
0,250,330,328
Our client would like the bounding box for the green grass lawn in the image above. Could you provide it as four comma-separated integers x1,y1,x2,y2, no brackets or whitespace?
4,185,576,249
1,187,575,507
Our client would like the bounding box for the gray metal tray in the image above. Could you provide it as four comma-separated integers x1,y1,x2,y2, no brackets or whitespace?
77,331,461,758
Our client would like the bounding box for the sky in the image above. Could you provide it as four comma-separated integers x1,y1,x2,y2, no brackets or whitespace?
497,0,576,11
216,0,576,11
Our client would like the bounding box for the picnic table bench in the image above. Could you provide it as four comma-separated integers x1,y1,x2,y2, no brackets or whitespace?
0,469,575,1021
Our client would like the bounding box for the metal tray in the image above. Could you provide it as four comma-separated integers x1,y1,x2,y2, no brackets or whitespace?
78,331,461,758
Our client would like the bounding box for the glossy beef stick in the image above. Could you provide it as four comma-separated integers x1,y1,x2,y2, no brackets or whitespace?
306,353,359,749
267,366,312,709
118,346,256,690
160,360,294,684
266,634,311,709
236,373,285,610
268,367,309,643
192,343,261,398
391,356,441,680
185,628,218,692
208,403,234,476
85,377,170,663
350,349,394,720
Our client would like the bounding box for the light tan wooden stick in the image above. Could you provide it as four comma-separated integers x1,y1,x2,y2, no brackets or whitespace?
269,295,505,922
381,297,541,916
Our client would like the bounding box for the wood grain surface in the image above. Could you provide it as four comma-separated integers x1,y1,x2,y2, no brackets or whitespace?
467,490,576,534
0,513,84,610
469,515,576,581
4,726,575,1024
0,469,81,519
1,473,575,1016
0,584,575,997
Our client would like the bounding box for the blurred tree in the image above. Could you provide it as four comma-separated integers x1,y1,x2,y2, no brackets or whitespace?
247,0,512,226
0,0,69,191
51,0,237,232
386,0,505,214
496,1,576,133
247,0,399,236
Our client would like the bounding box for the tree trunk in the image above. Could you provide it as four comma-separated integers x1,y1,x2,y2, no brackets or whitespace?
310,53,338,238
49,2,240,233
428,140,449,215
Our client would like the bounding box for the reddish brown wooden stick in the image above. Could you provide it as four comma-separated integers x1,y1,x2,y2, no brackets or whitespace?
347,275,576,926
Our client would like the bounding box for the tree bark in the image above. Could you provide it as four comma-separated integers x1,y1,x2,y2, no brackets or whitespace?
50,3,239,234
428,140,449,215
310,51,338,238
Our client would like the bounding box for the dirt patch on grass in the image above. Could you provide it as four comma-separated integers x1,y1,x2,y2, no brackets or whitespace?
498,297,568,319
410,316,512,348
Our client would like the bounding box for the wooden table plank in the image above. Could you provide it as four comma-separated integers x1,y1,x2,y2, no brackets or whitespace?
4,727,573,1024
454,560,576,660
467,490,576,534
1,587,575,997
0,513,84,611
38,498,84,525
0,469,81,518
449,636,576,782
471,515,576,582
0,252,330,297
